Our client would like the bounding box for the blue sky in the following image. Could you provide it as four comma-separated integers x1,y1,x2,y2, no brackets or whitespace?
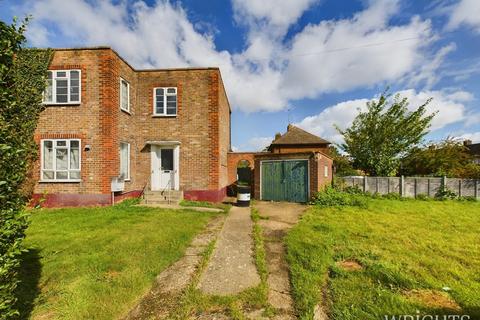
1,0,479,150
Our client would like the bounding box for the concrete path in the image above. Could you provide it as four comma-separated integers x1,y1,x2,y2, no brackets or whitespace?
197,206,260,295
254,201,306,319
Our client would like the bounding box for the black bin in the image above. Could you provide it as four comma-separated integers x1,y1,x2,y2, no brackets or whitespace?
237,185,251,207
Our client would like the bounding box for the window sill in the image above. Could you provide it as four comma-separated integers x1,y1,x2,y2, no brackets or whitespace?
39,180,82,183
121,108,131,115
152,114,177,118
43,102,81,106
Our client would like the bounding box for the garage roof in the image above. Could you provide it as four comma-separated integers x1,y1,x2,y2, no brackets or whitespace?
270,125,330,146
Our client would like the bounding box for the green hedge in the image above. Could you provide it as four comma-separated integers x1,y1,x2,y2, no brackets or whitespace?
0,18,52,319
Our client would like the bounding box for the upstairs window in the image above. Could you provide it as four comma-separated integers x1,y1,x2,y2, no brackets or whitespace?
120,78,130,112
153,87,177,116
43,70,81,104
41,139,81,181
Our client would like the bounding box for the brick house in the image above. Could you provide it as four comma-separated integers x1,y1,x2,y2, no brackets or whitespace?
31,47,231,207
227,125,333,203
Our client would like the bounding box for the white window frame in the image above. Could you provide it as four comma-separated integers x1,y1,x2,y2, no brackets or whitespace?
43,70,82,105
40,139,81,182
153,87,177,116
120,78,130,113
324,165,329,178
119,142,131,181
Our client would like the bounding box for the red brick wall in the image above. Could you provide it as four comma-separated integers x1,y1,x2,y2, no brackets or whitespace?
34,49,107,196
116,52,139,193
134,69,221,192
316,153,333,190
227,152,256,186
271,145,330,154
32,48,231,206
218,73,231,189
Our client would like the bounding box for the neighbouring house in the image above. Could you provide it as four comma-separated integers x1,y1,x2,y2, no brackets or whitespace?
31,47,231,207
227,125,333,203
464,140,480,164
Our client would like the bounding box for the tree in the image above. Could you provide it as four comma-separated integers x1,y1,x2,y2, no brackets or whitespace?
336,91,436,176
0,18,52,318
400,138,480,178
328,146,359,176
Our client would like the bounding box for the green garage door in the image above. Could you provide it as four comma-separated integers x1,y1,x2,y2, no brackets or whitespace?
261,160,309,202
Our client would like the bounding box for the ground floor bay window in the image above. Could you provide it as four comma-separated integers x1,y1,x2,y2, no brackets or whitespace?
41,139,81,181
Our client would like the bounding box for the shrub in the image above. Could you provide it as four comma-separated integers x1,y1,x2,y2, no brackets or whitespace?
415,193,429,201
343,185,364,195
381,192,403,200
311,187,368,208
458,196,477,202
435,188,457,201
0,18,52,318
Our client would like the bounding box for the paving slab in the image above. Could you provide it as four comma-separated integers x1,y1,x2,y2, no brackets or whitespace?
197,206,260,295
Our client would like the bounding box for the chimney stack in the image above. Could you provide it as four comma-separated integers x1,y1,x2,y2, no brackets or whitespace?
464,140,472,146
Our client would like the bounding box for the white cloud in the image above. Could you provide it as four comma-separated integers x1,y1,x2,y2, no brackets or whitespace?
456,132,480,143
20,0,447,113
407,43,456,89
296,89,471,144
296,99,370,144
242,137,273,151
280,0,433,100
465,111,480,127
447,0,480,33
235,136,275,151
232,0,319,36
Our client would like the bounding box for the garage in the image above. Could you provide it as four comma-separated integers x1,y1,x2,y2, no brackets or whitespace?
261,159,309,202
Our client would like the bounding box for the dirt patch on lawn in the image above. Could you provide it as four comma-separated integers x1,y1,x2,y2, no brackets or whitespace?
404,289,461,312
336,260,363,271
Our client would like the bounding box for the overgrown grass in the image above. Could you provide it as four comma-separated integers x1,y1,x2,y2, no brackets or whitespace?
169,207,271,319
286,199,480,319
15,203,216,320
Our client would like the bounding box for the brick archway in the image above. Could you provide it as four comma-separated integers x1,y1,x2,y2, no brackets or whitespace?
227,152,255,186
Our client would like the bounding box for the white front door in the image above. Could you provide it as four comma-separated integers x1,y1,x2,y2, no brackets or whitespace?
151,145,179,191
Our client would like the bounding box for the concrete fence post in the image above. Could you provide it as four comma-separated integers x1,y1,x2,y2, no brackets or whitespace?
458,179,462,197
364,176,367,193
400,176,405,197
475,180,478,199
442,176,447,193
414,178,417,198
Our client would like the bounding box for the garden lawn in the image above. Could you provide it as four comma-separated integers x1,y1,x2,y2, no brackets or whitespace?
286,199,480,320
15,202,217,320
